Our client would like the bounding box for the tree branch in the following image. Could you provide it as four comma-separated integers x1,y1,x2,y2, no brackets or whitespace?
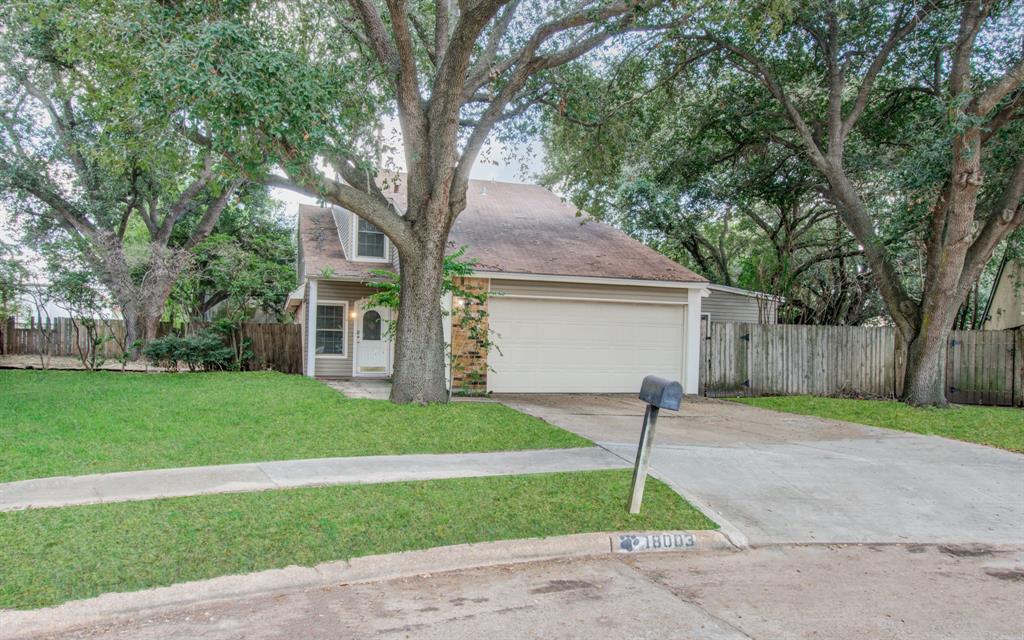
183,178,244,251
841,3,934,138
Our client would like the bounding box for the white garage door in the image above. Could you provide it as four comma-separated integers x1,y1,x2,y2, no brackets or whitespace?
487,297,686,393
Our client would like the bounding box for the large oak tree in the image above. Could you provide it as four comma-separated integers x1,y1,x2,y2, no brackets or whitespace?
0,5,253,348
94,0,684,403
548,0,1023,406
693,0,1024,405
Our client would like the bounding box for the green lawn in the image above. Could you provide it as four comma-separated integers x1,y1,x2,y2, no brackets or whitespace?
0,469,715,609
733,396,1024,452
0,370,588,482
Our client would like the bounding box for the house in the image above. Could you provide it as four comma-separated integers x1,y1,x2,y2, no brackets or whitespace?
285,179,709,394
981,255,1024,331
703,284,781,324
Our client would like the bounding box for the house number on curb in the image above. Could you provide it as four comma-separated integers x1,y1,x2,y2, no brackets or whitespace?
615,533,696,553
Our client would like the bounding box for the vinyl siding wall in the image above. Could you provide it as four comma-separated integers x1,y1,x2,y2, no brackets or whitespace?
703,288,777,324
983,261,1024,330
332,208,353,258
310,279,378,378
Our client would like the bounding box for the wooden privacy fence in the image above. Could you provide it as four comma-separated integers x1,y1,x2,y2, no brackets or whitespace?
2,317,303,375
699,321,1024,407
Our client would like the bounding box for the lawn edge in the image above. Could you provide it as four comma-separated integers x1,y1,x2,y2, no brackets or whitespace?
0,530,734,639
726,396,1024,454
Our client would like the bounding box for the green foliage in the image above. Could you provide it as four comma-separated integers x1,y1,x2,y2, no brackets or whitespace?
542,0,1023,327
169,196,296,326
141,332,236,372
544,53,879,324
0,240,27,320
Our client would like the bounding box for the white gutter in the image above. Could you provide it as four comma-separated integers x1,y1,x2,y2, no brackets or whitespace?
477,270,709,289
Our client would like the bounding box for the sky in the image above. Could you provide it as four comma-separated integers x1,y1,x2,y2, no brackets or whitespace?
269,130,547,219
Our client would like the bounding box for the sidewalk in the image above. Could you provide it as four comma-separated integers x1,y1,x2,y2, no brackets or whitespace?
0,447,627,511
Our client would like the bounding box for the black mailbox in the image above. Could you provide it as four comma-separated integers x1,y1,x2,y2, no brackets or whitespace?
629,374,683,513
638,375,683,411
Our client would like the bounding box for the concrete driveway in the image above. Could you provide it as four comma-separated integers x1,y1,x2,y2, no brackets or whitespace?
497,395,1024,546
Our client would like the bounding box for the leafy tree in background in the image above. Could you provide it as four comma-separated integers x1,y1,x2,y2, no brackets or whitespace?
169,197,296,325
543,60,881,325
0,4,258,351
0,240,26,323
697,0,1023,406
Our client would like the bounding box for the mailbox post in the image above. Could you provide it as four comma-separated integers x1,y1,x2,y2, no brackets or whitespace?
629,375,683,514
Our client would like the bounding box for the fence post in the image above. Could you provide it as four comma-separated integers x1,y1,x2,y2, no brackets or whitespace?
1011,329,1019,403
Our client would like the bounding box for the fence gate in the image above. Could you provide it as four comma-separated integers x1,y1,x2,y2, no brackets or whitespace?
946,330,1017,406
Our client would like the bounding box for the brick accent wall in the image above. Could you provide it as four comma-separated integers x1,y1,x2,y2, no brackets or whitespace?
450,277,490,394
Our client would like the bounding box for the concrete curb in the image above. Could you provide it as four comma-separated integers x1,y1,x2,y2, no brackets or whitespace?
0,530,735,639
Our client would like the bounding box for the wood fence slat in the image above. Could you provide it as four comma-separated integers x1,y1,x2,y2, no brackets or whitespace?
701,322,1016,406
1,317,303,375
1015,328,1023,407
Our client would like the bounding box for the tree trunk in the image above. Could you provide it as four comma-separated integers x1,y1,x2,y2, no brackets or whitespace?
389,247,449,404
901,323,950,407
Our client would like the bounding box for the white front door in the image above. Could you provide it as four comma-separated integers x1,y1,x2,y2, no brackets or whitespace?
354,301,392,377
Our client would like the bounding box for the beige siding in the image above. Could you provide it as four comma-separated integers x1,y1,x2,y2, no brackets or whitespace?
489,278,689,304
983,260,1024,331
311,280,377,378
703,289,777,324
296,299,307,375
332,208,353,259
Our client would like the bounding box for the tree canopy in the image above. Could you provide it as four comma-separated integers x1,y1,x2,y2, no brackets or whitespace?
544,0,1024,404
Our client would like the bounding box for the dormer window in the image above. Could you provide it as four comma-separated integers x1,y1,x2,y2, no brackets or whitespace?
357,218,387,259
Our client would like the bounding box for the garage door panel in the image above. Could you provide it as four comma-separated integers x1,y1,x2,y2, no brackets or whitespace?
488,297,684,393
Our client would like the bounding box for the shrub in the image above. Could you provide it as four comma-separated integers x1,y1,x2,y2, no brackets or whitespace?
142,335,185,371
142,332,237,372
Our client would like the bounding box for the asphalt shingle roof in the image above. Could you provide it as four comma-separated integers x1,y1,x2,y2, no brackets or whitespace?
299,179,706,283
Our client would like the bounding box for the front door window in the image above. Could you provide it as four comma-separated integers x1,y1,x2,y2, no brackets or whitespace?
362,309,382,340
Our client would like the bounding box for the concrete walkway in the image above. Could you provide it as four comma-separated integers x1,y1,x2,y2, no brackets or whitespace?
0,447,627,511
499,394,1024,546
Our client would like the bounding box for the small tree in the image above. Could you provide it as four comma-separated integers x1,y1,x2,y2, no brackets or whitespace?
0,241,26,353
49,270,112,371
22,284,54,370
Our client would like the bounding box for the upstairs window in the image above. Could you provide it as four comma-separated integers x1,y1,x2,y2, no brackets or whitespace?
357,218,387,259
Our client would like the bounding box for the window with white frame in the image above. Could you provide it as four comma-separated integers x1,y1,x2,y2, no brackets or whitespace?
357,218,387,259
315,302,347,356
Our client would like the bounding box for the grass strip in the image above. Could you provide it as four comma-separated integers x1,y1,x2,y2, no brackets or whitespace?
0,469,715,609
